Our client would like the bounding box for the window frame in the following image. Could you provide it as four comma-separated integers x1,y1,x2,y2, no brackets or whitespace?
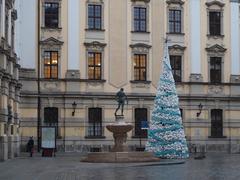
170,55,182,82
133,6,147,32
44,51,59,79
168,9,182,34
44,2,59,29
134,108,148,138
210,109,223,138
133,54,147,81
87,108,103,137
87,52,102,80
209,11,221,36
44,107,59,136
210,57,222,83
87,4,102,30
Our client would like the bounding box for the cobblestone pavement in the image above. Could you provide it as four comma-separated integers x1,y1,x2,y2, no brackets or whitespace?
0,153,240,180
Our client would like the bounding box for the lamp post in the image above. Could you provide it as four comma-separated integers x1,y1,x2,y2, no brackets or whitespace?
72,101,77,116
196,103,203,117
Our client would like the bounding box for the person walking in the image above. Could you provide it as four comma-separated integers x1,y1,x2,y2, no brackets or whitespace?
27,137,34,157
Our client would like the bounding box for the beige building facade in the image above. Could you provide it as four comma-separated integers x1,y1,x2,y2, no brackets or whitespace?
17,0,240,153
0,0,21,161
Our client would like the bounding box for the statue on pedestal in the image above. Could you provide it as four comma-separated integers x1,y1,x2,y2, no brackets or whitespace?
114,88,128,116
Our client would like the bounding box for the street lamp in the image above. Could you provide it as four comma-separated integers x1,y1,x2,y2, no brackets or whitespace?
196,103,203,117
72,101,77,116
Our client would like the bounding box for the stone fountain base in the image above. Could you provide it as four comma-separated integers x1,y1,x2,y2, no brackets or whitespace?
82,115,160,163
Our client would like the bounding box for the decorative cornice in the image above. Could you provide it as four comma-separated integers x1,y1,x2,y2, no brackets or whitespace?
130,43,152,49
131,0,150,3
205,1,225,7
205,44,227,53
40,37,64,46
166,0,184,5
84,41,107,48
168,44,186,51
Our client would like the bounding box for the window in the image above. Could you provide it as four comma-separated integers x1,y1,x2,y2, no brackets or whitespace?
44,107,58,136
88,4,102,30
135,108,147,138
209,12,221,36
170,55,182,82
10,125,14,135
134,7,147,32
44,51,58,79
210,57,221,83
88,52,102,80
211,109,223,137
5,12,8,42
169,10,181,33
88,108,103,137
134,54,147,81
44,2,59,28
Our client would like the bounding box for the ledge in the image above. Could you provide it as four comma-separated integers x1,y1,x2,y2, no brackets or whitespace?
131,31,150,34
208,136,227,139
85,28,105,32
207,34,225,39
166,32,185,36
132,136,147,139
85,136,106,139
41,27,62,31
130,80,151,84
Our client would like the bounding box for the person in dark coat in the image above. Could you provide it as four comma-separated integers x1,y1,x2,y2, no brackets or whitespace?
27,137,34,157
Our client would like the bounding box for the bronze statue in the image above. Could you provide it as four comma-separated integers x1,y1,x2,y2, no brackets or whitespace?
114,88,128,116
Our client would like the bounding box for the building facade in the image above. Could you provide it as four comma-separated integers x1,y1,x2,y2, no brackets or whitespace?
0,0,21,161
17,0,240,153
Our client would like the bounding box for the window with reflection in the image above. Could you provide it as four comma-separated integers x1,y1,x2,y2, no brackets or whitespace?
44,51,58,79
134,54,147,81
88,4,102,30
170,55,182,82
209,12,221,36
88,52,102,80
135,108,148,138
210,57,221,83
88,108,103,137
211,109,223,137
134,7,147,32
169,9,181,33
45,2,59,28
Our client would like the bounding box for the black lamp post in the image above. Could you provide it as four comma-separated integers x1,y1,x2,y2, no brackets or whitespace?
72,101,77,116
196,103,203,117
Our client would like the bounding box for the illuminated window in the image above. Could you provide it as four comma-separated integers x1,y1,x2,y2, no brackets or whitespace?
88,52,102,80
134,54,147,81
44,51,58,79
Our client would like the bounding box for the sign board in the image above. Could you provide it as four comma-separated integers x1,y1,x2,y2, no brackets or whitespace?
41,127,56,148
141,121,148,130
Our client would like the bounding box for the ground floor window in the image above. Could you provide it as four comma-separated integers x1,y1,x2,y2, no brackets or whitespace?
134,108,148,138
211,109,223,137
88,108,103,137
44,107,58,136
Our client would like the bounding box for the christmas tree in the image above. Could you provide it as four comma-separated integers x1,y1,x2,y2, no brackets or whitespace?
145,41,189,159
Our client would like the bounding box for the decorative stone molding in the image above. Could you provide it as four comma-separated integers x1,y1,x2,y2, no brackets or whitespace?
205,0,225,7
208,85,224,94
65,70,80,79
5,0,13,9
205,44,227,53
42,82,60,91
230,75,240,83
190,74,203,82
166,0,184,5
131,0,150,3
19,68,36,79
169,44,186,55
40,37,64,46
130,43,151,53
84,41,106,51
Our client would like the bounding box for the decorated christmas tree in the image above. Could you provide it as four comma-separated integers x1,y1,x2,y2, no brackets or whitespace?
145,41,189,159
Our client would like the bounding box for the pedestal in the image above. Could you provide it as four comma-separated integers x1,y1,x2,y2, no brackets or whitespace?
106,115,133,152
